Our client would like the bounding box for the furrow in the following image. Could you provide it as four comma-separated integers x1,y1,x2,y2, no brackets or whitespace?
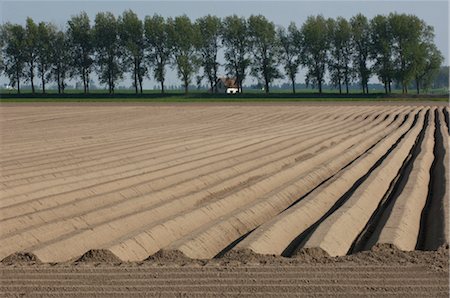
1,110,360,193
0,111,378,239
416,108,449,249
0,109,375,223
234,109,419,256
367,109,435,251
3,112,387,262
167,111,412,259
298,109,426,256
98,112,400,262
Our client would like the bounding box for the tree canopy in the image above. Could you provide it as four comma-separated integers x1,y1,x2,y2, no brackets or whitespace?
0,11,445,94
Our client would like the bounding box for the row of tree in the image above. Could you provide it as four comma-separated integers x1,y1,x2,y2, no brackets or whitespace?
0,11,444,94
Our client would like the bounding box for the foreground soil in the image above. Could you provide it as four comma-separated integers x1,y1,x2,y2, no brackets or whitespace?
1,246,448,297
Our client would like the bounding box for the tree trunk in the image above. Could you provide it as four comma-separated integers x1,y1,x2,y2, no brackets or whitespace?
265,79,269,95
16,68,20,94
41,72,45,94
57,71,61,94
134,58,138,94
30,65,35,94
111,73,114,94
346,81,349,94
161,80,165,94
238,78,243,94
291,77,296,94
109,73,113,94
82,69,87,94
213,67,218,93
318,80,322,94
184,77,188,94
339,79,342,94
415,76,420,94
86,71,90,93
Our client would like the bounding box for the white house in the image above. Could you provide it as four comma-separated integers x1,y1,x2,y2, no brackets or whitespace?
213,77,241,94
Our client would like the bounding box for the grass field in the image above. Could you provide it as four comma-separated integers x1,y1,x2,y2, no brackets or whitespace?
1,95,448,103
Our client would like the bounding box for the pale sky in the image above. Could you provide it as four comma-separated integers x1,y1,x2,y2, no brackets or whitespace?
0,0,448,89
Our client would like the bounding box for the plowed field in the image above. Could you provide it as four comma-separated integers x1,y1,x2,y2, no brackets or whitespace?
1,102,448,297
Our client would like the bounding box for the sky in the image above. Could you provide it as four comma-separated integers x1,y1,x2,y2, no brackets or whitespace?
0,0,448,89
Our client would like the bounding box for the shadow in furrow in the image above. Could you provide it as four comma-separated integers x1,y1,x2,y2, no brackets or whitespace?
214,229,256,258
416,109,446,250
443,107,449,135
349,110,429,254
282,113,398,215
281,112,415,257
205,111,403,259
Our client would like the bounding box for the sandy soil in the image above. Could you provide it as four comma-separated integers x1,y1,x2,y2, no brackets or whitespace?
0,246,448,297
0,102,448,296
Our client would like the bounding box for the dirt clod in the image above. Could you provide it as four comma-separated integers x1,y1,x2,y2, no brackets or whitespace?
1,252,41,265
75,249,122,263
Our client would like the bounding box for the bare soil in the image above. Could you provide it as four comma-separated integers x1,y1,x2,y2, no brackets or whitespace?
0,103,448,296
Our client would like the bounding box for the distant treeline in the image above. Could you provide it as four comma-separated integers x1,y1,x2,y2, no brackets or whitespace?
0,11,445,95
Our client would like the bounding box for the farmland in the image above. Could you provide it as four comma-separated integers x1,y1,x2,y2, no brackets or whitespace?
0,102,448,296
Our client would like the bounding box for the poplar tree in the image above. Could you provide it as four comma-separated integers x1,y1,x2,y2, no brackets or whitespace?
119,10,146,94
1,23,26,93
93,12,123,94
168,15,199,94
67,12,93,93
24,17,38,93
195,15,222,92
278,23,301,94
144,14,172,94
222,15,250,92
248,15,282,94
300,15,329,93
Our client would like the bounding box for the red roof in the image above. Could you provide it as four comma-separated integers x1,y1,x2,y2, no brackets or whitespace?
217,77,239,88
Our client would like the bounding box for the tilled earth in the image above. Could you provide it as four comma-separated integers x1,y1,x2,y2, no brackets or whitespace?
1,102,449,296
1,245,448,297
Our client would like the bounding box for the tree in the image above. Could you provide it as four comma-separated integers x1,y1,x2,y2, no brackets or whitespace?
248,15,282,94
222,15,250,93
24,17,38,94
370,14,394,94
328,17,353,94
413,43,443,93
0,25,4,76
36,22,56,93
145,14,172,94
93,12,123,94
119,10,146,94
350,14,371,94
195,15,222,92
168,15,199,94
433,66,449,90
300,15,329,93
278,23,301,94
50,30,71,94
67,12,93,93
389,13,436,94
1,23,26,93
